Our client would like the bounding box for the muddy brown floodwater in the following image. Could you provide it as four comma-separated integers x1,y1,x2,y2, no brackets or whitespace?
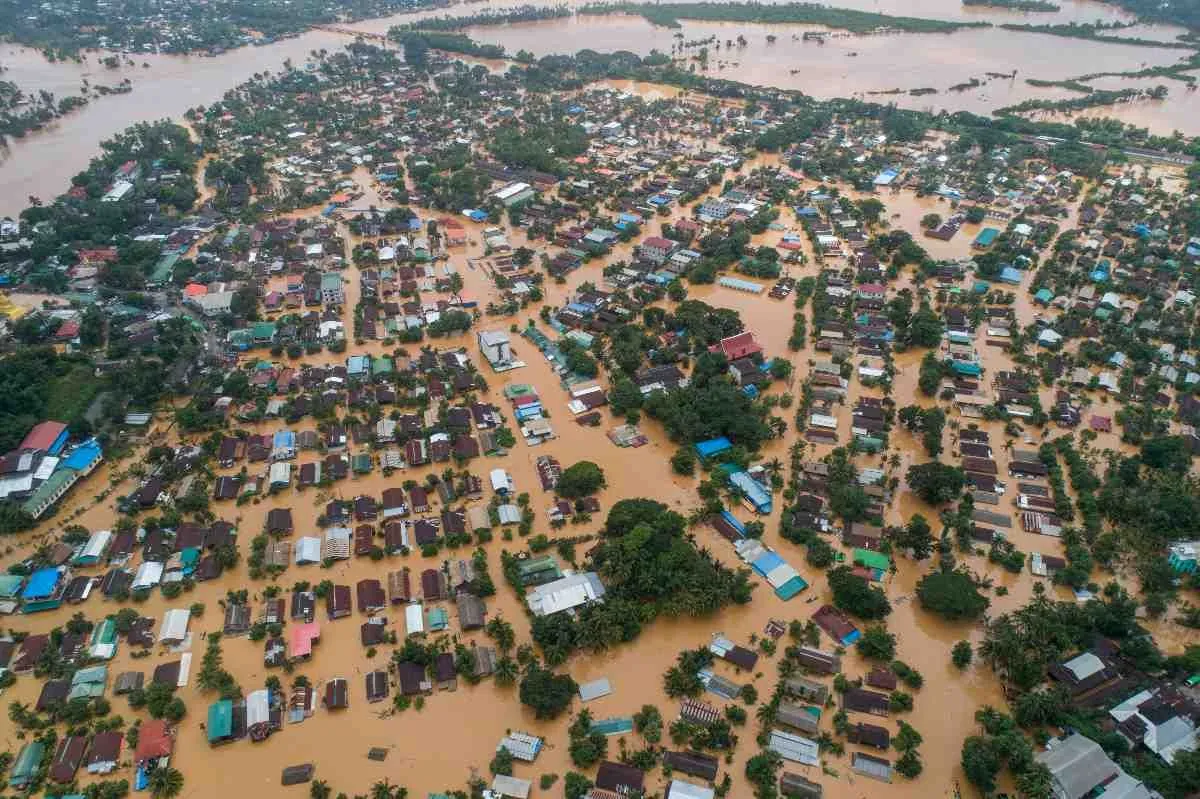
5,143,1195,798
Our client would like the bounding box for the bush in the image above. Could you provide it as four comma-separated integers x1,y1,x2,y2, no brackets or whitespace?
917,568,990,620
671,448,696,476
828,566,891,619
952,640,973,669
857,625,897,660
519,664,577,719
556,461,606,498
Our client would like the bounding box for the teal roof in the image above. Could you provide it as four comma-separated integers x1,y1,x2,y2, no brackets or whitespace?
208,699,234,742
10,741,44,785
0,574,23,598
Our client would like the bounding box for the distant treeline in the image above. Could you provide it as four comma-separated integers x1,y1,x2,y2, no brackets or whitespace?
996,84,1168,115
392,5,571,31
577,2,990,33
963,0,1059,11
1000,21,1198,48
390,29,506,58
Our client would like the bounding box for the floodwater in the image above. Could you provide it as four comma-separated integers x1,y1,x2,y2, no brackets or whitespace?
4,148,1194,798
0,30,351,217
454,14,1191,118
0,0,1198,215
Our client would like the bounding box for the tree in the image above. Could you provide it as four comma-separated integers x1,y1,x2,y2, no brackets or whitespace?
828,566,891,619
671,448,696,476
952,640,973,669
856,197,886,225
892,514,934,559
894,721,923,751
608,377,643,417
1016,762,1055,798
489,747,514,776
907,302,943,349
519,664,577,720
633,704,663,743
148,767,184,799
857,625,897,660
744,750,783,797
556,461,606,498
402,35,429,68
961,736,1001,794
895,749,923,778
568,709,607,768
906,461,965,505
916,568,990,620
564,772,593,799
920,213,942,229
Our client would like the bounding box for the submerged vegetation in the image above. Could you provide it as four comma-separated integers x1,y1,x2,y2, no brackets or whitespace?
578,2,990,33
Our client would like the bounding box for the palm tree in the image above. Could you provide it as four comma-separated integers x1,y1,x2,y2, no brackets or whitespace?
311,781,332,799
371,780,396,799
494,656,518,686
148,767,184,799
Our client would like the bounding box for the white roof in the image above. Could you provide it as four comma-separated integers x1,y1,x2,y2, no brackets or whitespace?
490,775,531,799
405,603,424,635
666,779,716,799
527,572,605,616
493,182,531,201
81,530,113,559
158,608,191,643
294,537,322,564
246,688,271,726
176,651,192,687
578,678,612,701
132,561,164,590
1062,652,1105,681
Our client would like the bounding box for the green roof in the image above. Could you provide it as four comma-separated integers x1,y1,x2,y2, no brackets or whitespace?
251,322,277,340
10,741,44,785
854,549,890,571
22,467,79,517
208,699,234,742
90,619,117,646
149,252,180,284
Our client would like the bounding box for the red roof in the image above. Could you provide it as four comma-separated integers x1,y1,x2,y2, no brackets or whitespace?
1089,415,1112,432
20,421,67,453
183,283,208,297
641,236,675,251
714,332,762,361
77,247,118,263
55,320,80,340
134,720,173,761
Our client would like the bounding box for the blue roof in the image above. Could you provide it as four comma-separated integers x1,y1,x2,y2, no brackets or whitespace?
999,266,1023,284
951,361,982,377
695,437,733,458
720,510,745,536
22,567,61,599
63,438,102,470
751,551,784,577
730,470,772,514
273,430,295,448
407,217,422,231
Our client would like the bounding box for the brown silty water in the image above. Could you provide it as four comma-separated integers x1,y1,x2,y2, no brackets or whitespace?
0,110,1194,799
